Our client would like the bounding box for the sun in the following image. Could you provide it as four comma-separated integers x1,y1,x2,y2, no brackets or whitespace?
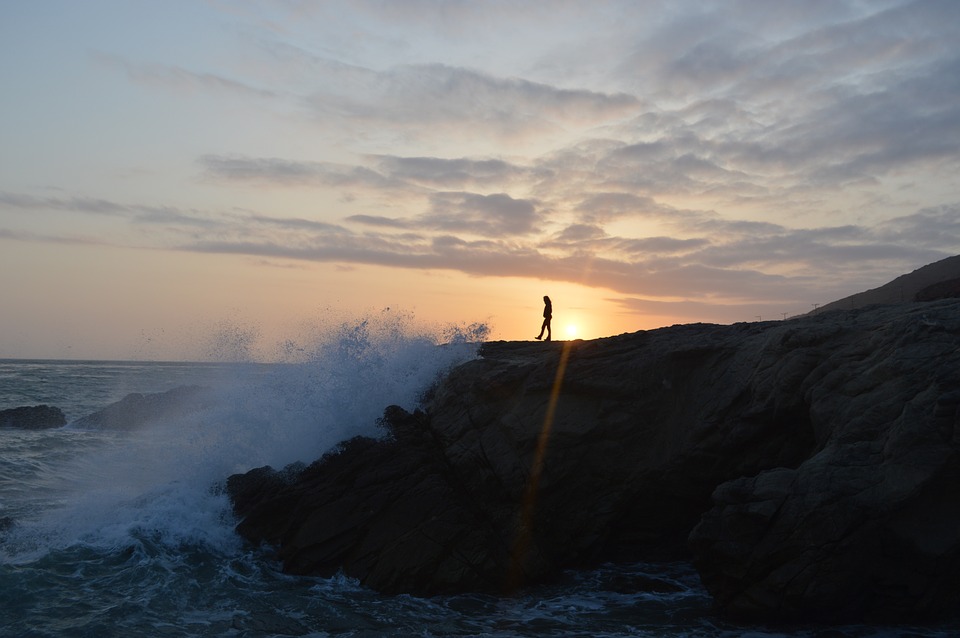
564,324,578,338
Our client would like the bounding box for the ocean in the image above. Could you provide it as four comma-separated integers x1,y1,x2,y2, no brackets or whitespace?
1,321,956,637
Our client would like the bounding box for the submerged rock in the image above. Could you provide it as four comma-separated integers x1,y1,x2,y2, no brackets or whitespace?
228,298,960,622
0,405,66,430
72,385,214,430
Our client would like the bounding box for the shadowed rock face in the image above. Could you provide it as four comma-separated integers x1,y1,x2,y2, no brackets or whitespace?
689,301,960,622
228,298,960,622
916,277,960,302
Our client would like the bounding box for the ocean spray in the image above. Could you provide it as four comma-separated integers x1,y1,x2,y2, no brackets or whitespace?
1,312,487,563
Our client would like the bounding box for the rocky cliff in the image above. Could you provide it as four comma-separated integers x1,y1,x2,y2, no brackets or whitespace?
228,298,960,622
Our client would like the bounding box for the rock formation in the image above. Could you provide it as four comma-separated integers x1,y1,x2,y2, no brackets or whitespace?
688,301,960,622
816,254,960,313
916,277,960,302
72,385,213,430
0,405,66,429
228,297,960,622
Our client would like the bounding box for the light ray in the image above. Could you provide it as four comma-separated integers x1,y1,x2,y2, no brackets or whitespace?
505,339,573,593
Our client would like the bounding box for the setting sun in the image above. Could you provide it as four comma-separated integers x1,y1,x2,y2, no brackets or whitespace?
564,324,578,338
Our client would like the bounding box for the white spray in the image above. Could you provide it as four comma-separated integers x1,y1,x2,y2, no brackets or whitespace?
1,313,488,562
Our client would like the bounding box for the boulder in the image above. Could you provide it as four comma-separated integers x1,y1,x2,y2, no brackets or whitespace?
227,408,516,594
0,405,66,430
228,298,960,621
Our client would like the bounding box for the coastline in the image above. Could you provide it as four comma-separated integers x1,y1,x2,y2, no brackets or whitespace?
228,297,960,623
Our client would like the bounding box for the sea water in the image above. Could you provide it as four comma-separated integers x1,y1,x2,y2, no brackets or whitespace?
1,319,956,637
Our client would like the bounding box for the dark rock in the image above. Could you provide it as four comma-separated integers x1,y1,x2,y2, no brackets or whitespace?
816,254,960,312
228,415,517,594
915,277,960,302
689,300,960,622
0,405,66,430
228,297,960,622
72,385,214,430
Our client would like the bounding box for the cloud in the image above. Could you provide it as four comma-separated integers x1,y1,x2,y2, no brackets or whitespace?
199,155,408,192
131,206,224,228
12,153,953,309
302,62,640,142
172,204,951,307
0,191,225,230
93,52,278,100
7,184,949,315
0,190,339,244
175,231,797,302
0,191,131,216
344,214,412,229
569,1,957,212
421,192,541,237
544,224,709,259
244,213,349,234
199,154,545,237
372,154,550,188
7,0,959,335
0,228,110,246
200,153,550,199
874,205,960,249
574,192,677,223
553,223,607,243
194,3,959,230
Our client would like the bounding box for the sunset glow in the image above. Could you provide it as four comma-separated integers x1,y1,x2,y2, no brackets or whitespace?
1,1,958,361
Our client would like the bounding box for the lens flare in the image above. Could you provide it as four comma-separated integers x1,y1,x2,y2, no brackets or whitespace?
506,339,573,593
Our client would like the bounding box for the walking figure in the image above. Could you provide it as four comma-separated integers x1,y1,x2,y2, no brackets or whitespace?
536,295,552,341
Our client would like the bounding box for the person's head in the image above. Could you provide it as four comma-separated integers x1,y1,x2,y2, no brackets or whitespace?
543,295,551,303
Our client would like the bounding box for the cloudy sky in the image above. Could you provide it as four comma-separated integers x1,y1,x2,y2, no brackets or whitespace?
1,0,958,360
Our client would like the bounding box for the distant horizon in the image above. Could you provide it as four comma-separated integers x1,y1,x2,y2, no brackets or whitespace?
7,290,954,365
3,1,958,360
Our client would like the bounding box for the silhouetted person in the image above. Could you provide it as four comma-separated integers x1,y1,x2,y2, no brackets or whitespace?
536,295,552,341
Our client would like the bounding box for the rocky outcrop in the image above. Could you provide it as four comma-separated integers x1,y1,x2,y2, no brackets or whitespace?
817,254,960,313
688,301,960,622
228,298,960,622
72,385,213,430
916,277,960,302
0,405,66,429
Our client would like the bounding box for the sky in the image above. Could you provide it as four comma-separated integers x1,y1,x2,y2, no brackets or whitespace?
1,0,958,361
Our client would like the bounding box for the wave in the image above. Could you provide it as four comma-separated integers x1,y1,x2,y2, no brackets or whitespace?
0,314,487,563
